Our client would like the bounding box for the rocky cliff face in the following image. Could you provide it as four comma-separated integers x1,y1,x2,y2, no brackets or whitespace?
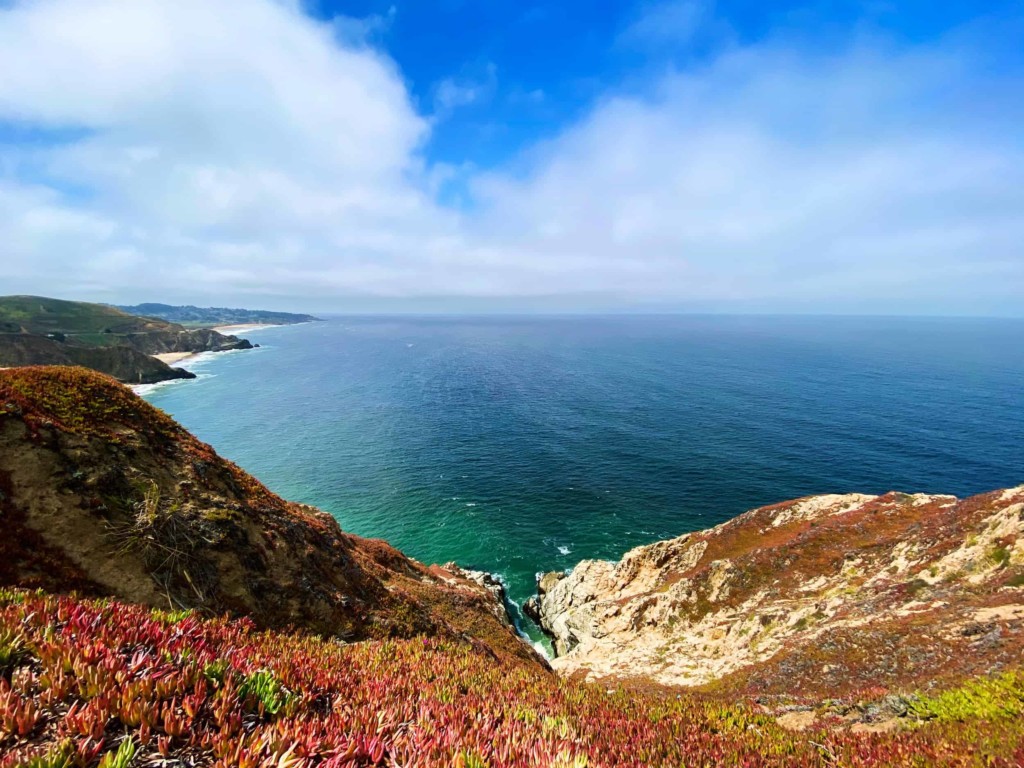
529,489,1024,700
0,366,537,666
118,326,253,356
0,333,197,384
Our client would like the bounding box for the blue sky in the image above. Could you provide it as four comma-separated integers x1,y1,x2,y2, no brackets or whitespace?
0,0,1021,313
321,0,1020,171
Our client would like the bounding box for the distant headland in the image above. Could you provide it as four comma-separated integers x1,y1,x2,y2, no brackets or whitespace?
116,302,320,328
0,295,317,385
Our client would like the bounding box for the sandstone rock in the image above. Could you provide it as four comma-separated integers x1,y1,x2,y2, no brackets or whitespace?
523,595,542,623
529,488,1024,698
538,570,566,595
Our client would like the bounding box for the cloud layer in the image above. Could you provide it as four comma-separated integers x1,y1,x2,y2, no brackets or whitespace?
0,0,1021,313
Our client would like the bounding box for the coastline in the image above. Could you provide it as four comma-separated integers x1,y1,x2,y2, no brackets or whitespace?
151,324,283,367
153,351,199,366
211,323,282,334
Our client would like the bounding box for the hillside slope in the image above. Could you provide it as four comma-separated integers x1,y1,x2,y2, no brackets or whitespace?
0,366,534,665
0,296,253,382
529,489,1024,701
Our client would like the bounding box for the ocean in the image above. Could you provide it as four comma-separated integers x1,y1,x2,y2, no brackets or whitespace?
140,315,1024,643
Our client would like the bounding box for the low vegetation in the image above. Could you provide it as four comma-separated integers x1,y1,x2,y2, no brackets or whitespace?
0,590,1022,768
908,670,1024,723
2,365,1022,766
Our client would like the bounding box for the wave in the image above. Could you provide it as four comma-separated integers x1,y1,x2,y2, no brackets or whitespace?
131,372,214,397
181,347,255,369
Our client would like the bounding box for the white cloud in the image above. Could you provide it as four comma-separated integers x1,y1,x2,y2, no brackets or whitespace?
433,62,498,115
331,4,397,46
618,0,716,48
0,0,455,297
466,41,1024,308
0,0,1020,313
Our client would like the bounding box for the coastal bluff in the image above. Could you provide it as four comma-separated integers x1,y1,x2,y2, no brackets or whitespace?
528,488,1024,699
0,295,254,384
0,366,535,665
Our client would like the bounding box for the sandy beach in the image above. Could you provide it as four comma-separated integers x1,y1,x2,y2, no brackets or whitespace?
211,323,280,334
153,352,198,366
149,324,286,367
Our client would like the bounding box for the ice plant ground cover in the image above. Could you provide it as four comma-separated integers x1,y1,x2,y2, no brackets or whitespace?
1,590,1022,767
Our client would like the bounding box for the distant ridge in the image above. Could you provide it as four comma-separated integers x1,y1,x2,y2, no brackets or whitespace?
117,302,321,327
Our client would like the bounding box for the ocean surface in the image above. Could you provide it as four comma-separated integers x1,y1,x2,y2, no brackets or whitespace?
140,315,1024,643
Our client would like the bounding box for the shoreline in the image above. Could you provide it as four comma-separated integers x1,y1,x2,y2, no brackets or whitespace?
153,351,199,366
152,323,286,367
211,323,282,334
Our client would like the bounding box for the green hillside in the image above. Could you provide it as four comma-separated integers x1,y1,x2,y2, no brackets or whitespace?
118,301,320,327
0,296,252,383
0,295,174,341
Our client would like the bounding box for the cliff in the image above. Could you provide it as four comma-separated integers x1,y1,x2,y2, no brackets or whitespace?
529,490,1024,703
0,366,1022,766
0,366,534,665
0,333,196,384
0,295,253,383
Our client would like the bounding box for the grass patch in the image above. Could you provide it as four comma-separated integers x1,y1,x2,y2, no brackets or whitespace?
987,545,1012,569
909,670,1024,722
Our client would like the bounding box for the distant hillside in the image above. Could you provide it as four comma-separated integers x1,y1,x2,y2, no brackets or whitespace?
1,295,172,339
0,296,253,383
118,302,320,327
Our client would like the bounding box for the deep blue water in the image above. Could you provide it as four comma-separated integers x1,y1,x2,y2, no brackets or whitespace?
141,315,1024,640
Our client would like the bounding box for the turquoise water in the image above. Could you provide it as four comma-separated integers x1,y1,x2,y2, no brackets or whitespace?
141,315,1024,640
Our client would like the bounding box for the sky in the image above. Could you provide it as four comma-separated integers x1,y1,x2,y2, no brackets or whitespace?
0,0,1021,314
